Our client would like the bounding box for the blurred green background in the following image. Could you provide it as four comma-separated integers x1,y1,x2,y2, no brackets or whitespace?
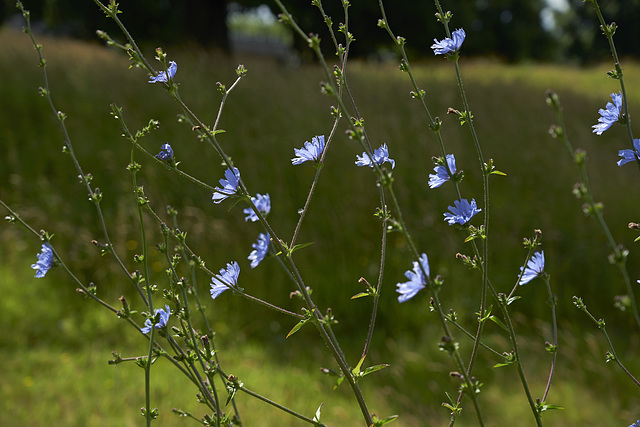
1,7,640,425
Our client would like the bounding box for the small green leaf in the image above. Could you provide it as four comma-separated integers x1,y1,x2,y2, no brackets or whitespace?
488,315,508,332
286,317,310,338
313,403,323,423
352,355,366,376
350,291,374,299
493,361,513,368
361,364,390,377
372,414,399,426
289,241,315,255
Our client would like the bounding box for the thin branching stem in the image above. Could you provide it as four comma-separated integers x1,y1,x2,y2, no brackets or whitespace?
548,93,640,328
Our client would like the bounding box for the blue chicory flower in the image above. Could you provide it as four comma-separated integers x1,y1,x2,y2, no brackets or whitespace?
519,251,545,285
617,138,640,166
212,167,241,204
292,135,325,165
431,28,466,55
31,243,54,278
243,193,271,222
396,253,430,303
148,61,177,83
155,143,174,161
592,92,622,135
428,154,457,188
443,198,481,225
355,143,395,169
628,419,640,427
141,305,171,334
210,261,240,299
248,233,270,268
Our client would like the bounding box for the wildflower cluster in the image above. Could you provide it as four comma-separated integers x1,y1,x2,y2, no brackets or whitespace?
155,143,174,162
31,243,54,278
396,253,429,302
148,61,177,83
518,251,545,285
210,261,240,300
355,143,395,169
428,154,457,188
212,167,240,203
292,135,325,165
141,305,171,334
443,198,481,225
431,28,466,55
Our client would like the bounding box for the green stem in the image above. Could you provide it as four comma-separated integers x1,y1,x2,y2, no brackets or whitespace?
500,298,544,426
542,276,558,402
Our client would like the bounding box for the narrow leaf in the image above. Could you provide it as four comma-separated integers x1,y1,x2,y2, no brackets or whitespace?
488,315,508,332
286,318,309,338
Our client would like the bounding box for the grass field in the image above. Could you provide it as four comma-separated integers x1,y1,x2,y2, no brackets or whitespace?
1,25,640,425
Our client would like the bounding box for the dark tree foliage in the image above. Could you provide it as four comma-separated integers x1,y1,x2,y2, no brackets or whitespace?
235,0,555,62
555,0,640,63
2,0,229,52
12,0,639,64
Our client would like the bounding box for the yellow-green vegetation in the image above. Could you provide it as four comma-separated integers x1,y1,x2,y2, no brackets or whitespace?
1,26,640,426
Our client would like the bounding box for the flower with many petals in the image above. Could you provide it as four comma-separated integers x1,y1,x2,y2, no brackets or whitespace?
519,251,545,285
248,233,270,268
355,143,395,169
443,198,481,225
243,193,271,222
396,253,430,303
428,154,457,188
592,92,622,135
141,305,171,334
431,28,466,55
31,243,54,278
618,138,640,167
212,167,240,204
292,135,325,165
155,143,174,161
149,61,177,83
210,261,240,299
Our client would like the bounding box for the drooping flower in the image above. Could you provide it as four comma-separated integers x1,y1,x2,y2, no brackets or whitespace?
592,92,622,135
396,253,430,303
428,154,457,188
212,167,240,204
292,135,325,165
248,233,270,268
355,143,395,169
443,198,481,225
141,305,171,334
31,243,54,278
617,138,640,166
519,251,545,285
243,193,271,222
155,143,174,161
210,261,240,299
148,61,177,83
431,28,466,55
